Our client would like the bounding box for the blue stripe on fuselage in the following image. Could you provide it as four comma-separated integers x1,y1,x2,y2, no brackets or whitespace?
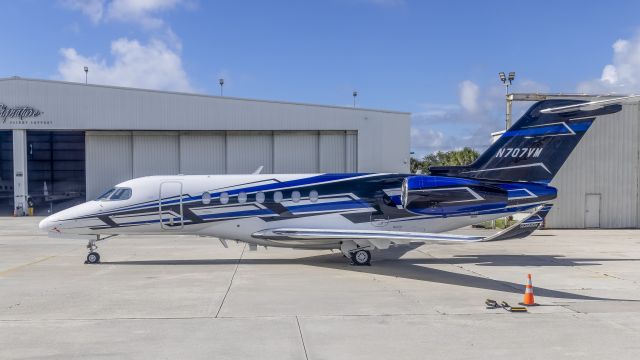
199,208,274,220
287,200,370,213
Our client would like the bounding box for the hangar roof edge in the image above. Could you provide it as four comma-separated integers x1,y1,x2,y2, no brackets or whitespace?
0,76,410,115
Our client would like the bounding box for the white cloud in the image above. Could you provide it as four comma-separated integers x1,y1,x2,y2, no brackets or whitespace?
578,33,640,94
62,0,189,28
459,80,479,113
58,1,193,91
411,76,553,157
62,0,104,23
411,127,445,149
412,80,509,157
57,38,192,92
107,0,186,28
516,79,550,94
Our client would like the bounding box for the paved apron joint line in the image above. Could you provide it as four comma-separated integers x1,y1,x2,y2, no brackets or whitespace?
215,243,246,318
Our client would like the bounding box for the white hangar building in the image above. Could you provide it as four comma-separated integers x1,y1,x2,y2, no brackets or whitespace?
0,77,410,215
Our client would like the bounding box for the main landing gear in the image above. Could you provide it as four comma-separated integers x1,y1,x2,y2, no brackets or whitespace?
341,241,372,266
351,249,371,266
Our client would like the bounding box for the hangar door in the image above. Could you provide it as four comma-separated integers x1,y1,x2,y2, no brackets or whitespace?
225,130,357,174
272,131,356,173
0,131,13,215
86,131,181,199
86,131,357,200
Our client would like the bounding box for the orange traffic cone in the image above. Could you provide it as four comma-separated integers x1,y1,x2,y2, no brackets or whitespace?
520,274,537,306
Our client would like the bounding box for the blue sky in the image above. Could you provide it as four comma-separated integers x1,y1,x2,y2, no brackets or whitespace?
2,0,640,156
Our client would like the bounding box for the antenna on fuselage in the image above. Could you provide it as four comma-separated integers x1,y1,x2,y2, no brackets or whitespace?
252,166,264,175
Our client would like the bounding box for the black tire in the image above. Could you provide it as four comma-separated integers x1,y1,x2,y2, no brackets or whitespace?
86,252,100,264
351,249,371,266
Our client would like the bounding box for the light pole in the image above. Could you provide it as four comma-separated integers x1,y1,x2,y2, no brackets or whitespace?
219,78,224,96
84,66,88,84
499,71,515,129
352,90,358,108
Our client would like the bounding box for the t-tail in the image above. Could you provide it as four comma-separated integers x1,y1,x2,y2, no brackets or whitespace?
429,99,626,183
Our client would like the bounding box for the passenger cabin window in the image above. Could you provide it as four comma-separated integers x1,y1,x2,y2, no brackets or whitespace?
220,192,230,204
202,192,211,205
256,191,265,203
291,190,301,203
309,190,319,203
238,192,247,203
273,191,283,203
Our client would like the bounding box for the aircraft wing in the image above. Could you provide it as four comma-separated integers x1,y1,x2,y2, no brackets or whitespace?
252,204,552,249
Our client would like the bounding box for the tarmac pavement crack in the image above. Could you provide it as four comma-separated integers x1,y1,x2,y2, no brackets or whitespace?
601,272,639,286
296,316,310,360
558,304,585,314
213,243,246,318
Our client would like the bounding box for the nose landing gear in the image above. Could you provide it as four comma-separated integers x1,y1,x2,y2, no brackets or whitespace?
84,235,117,264
86,251,100,264
85,238,100,264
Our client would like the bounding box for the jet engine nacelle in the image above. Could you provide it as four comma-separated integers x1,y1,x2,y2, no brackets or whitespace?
401,176,508,215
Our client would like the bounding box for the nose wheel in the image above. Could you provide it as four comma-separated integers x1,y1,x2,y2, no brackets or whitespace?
86,251,100,264
84,237,101,264
82,235,116,264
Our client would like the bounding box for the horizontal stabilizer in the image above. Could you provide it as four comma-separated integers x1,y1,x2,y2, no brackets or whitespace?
251,204,552,248
540,95,640,114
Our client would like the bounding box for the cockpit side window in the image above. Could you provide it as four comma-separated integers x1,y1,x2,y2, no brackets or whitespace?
96,188,116,200
110,188,132,200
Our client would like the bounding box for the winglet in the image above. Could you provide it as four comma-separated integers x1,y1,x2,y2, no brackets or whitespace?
482,204,552,242
252,165,264,175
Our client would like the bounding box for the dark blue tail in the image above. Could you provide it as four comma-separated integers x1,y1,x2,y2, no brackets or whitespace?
429,99,622,183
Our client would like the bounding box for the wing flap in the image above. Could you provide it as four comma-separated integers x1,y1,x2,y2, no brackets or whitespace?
252,228,484,244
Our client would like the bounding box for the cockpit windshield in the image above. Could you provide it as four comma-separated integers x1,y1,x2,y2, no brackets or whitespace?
96,187,132,201
96,188,116,200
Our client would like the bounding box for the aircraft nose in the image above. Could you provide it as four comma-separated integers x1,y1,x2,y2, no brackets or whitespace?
39,215,57,232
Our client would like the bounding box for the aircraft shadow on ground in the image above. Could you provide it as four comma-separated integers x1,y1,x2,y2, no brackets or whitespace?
103,245,640,302
317,258,628,302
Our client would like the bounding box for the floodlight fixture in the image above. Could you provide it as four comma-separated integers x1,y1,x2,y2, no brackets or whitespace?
499,71,517,130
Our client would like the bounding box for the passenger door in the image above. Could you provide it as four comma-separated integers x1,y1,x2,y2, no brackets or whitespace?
159,181,184,230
